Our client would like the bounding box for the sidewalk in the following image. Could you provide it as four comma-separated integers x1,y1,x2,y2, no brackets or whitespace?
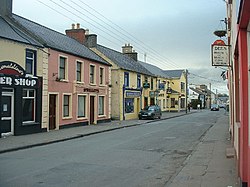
0,110,191,154
166,112,238,187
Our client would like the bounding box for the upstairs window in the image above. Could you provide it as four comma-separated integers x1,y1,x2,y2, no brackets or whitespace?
100,67,104,85
137,74,141,88
25,49,36,75
90,65,95,84
124,72,129,87
76,61,83,82
150,78,154,90
181,82,185,92
59,56,67,80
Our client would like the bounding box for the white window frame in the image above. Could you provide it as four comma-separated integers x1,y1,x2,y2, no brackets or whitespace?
77,94,87,119
58,55,68,81
90,64,96,85
99,67,105,86
76,60,84,83
22,89,36,123
62,93,72,119
98,95,105,116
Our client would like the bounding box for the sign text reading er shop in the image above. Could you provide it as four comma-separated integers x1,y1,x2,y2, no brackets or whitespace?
0,76,37,87
211,39,230,66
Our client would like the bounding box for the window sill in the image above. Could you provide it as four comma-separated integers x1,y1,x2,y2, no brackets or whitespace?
22,122,39,126
76,81,85,85
98,115,106,118
90,83,96,86
77,117,87,121
56,79,69,83
62,116,72,120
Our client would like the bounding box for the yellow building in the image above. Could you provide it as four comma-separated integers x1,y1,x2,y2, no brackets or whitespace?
87,40,157,120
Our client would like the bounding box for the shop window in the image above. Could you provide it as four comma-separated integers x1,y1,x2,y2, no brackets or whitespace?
181,98,185,108
90,65,95,84
22,89,35,123
25,49,37,75
100,67,104,85
124,72,129,87
63,94,71,118
137,74,141,88
76,61,83,82
171,98,175,108
59,56,67,80
77,95,86,118
98,96,105,115
125,98,134,113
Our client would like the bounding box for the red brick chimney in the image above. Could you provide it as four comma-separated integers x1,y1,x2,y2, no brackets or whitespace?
65,23,86,44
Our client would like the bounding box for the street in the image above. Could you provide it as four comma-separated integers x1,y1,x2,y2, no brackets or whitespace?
0,110,225,187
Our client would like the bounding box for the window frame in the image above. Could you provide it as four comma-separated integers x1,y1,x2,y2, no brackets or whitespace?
77,94,86,119
62,93,72,119
25,49,37,76
124,72,129,87
59,56,68,81
99,67,105,86
98,96,105,116
137,74,141,88
22,89,36,123
90,64,96,85
76,60,84,83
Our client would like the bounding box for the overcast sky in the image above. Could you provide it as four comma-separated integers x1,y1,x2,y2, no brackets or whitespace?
13,0,229,94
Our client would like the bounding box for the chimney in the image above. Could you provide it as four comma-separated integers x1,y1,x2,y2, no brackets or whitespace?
84,34,97,48
65,23,86,44
122,43,138,61
0,0,13,17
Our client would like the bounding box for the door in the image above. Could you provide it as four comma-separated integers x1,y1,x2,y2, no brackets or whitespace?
144,97,148,108
1,92,14,135
90,96,95,124
49,95,56,130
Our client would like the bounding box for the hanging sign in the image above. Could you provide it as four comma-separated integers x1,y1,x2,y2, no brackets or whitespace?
211,40,230,66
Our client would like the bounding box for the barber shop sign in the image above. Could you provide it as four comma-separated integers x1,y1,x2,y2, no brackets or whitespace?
0,61,38,87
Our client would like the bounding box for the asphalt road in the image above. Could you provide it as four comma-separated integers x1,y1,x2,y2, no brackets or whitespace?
0,110,223,187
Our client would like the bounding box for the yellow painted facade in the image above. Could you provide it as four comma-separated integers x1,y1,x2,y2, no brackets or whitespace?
0,38,49,129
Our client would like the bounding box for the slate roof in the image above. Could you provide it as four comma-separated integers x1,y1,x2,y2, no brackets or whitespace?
10,14,110,66
163,70,185,78
96,44,154,76
0,16,43,47
138,61,170,78
189,87,205,95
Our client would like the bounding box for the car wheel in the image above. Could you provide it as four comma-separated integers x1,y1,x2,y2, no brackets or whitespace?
158,115,161,119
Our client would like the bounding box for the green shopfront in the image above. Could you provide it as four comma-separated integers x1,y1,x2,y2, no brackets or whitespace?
0,61,43,137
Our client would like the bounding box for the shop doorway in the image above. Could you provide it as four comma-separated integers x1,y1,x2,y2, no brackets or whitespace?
90,96,95,124
1,90,14,136
49,94,57,130
144,97,148,108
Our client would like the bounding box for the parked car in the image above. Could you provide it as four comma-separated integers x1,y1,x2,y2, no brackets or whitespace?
138,105,162,119
211,104,219,111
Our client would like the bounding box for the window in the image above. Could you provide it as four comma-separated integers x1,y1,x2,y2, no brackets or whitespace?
98,96,105,115
76,61,83,82
22,89,35,123
124,72,129,87
171,98,175,108
25,49,36,75
63,95,71,117
59,56,67,80
125,98,134,113
100,67,104,85
150,78,154,90
181,98,185,108
90,65,95,84
137,74,141,88
78,95,86,118
181,82,185,92
145,76,148,83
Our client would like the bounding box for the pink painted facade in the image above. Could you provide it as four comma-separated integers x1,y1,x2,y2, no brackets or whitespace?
47,48,111,129
228,0,250,185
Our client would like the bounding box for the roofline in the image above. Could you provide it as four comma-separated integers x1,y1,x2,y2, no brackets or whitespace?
0,36,44,48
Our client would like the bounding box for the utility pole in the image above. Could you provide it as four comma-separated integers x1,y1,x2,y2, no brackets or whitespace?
209,83,212,107
185,69,188,114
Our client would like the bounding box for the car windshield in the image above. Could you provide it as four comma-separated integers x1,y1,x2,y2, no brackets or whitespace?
143,106,155,111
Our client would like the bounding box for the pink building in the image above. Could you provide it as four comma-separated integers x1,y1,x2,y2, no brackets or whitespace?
12,16,111,130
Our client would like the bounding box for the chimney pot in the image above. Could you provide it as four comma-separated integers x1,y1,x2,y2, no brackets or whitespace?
72,24,75,29
85,29,89,35
77,23,80,29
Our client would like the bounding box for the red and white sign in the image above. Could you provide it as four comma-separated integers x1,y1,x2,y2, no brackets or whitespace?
211,40,230,66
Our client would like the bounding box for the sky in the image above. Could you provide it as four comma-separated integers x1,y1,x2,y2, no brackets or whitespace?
13,0,229,94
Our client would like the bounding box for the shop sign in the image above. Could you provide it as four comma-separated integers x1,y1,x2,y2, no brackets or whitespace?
0,76,37,87
211,40,230,66
84,88,99,93
0,61,25,76
126,91,141,97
